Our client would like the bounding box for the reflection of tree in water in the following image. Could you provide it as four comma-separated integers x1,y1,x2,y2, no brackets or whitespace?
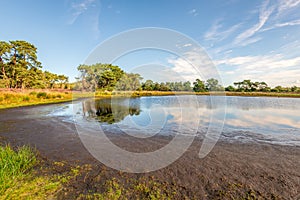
82,99,141,124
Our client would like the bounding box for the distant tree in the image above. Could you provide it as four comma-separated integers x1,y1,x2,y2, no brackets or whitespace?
183,81,192,91
142,80,154,91
159,82,170,91
193,79,206,92
206,78,222,91
225,85,235,92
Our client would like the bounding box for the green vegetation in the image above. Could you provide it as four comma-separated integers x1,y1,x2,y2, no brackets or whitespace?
0,90,73,109
76,63,300,95
0,145,62,199
0,40,68,89
227,79,300,93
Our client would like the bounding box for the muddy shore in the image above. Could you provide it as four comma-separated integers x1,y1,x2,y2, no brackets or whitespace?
0,103,299,199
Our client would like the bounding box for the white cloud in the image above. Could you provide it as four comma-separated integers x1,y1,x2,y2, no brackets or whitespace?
67,0,97,25
188,9,198,17
217,54,300,86
261,19,300,31
234,0,275,45
167,50,221,83
217,54,300,70
277,0,300,15
183,43,192,47
240,37,262,46
204,20,242,42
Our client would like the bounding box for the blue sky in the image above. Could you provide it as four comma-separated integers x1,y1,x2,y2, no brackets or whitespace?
1,0,300,86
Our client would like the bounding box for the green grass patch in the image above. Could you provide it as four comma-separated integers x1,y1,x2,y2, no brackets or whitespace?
0,145,36,194
0,145,62,199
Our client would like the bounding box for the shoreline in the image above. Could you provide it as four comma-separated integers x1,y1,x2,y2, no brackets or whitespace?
1,90,300,110
0,104,299,198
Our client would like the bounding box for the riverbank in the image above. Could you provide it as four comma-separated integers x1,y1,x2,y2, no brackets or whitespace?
0,103,299,199
1,89,300,110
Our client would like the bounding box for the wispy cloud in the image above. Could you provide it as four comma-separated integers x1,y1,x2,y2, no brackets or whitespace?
277,0,300,15
261,19,300,32
188,9,198,17
67,0,97,25
66,0,101,39
234,0,275,45
204,20,242,42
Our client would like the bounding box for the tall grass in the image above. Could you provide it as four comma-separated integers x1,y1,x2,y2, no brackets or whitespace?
0,145,36,194
0,145,63,199
0,90,73,109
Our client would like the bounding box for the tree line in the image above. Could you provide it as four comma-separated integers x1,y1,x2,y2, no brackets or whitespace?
0,39,298,94
76,63,300,93
0,40,68,89
226,80,300,93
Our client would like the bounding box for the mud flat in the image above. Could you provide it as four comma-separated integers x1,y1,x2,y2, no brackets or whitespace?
0,104,299,199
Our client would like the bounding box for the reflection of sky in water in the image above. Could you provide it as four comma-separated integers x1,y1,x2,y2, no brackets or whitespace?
50,96,300,146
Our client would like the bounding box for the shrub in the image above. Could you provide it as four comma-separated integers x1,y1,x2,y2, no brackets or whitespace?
36,92,47,98
22,96,30,101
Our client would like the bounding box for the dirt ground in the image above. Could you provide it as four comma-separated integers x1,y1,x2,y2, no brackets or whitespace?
0,104,299,199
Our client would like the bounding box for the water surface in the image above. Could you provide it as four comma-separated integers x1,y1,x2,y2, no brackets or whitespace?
51,95,300,146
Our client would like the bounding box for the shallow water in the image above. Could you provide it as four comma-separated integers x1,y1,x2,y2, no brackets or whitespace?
49,95,300,146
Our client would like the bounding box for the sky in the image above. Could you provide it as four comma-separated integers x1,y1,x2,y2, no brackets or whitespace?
1,0,300,87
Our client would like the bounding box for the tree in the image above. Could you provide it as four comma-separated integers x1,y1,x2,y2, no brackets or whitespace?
225,85,235,92
58,75,69,89
0,41,11,88
193,79,206,92
9,40,42,89
183,81,192,91
142,80,154,91
0,40,66,89
115,73,142,91
206,78,222,91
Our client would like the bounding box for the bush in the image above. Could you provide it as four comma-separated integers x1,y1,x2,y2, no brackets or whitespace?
22,96,30,101
36,92,47,98
29,91,37,96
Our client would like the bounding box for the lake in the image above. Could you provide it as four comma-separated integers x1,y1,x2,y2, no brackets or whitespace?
51,95,300,146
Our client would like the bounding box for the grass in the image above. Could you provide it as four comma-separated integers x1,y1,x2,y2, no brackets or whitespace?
0,90,73,109
0,145,62,199
225,91,300,98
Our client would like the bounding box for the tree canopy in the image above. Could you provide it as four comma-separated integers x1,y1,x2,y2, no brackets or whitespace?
0,40,68,89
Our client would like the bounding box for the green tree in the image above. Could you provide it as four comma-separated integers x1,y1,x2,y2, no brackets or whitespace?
206,78,222,91
193,79,206,92
142,80,154,91
225,85,235,92
0,41,11,88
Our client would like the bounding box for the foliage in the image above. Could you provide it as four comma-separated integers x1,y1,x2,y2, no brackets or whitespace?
193,79,206,92
232,80,269,92
77,63,125,91
0,40,68,89
141,80,193,92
